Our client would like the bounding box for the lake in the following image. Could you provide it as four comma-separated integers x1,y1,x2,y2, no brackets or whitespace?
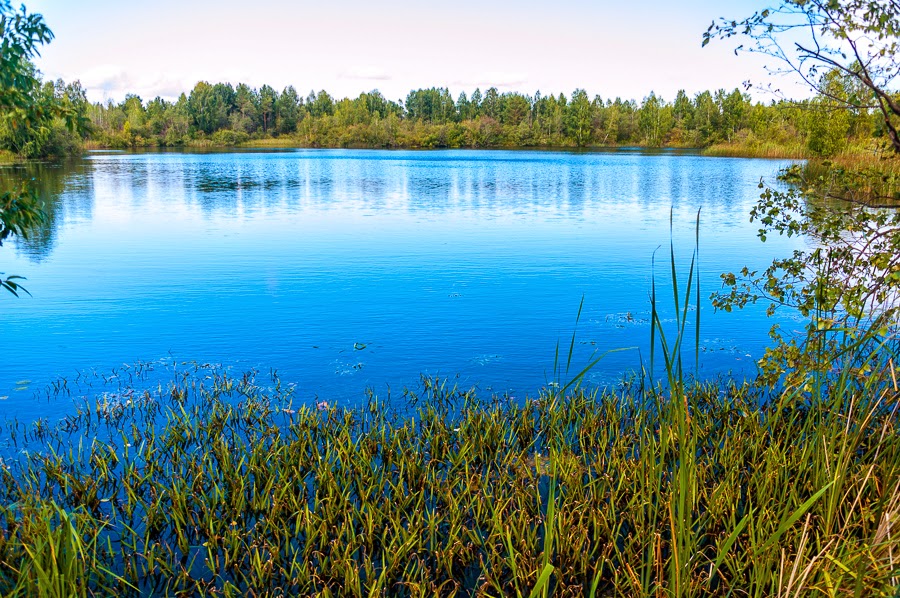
0,149,803,418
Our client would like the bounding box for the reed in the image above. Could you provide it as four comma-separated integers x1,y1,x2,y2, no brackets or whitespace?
799,153,900,204
0,359,895,596
700,141,808,159
0,224,897,596
240,137,306,148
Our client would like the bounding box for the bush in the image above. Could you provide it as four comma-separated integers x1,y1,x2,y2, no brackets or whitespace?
211,129,250,146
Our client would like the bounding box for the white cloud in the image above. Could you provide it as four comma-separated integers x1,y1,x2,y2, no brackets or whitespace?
69,66,192,103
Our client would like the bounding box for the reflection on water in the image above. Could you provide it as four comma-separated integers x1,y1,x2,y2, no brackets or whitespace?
6,149,768,230
0,149,805,416
0,159,94,261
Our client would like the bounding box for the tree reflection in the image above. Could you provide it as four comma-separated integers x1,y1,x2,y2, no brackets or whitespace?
0,159,93,261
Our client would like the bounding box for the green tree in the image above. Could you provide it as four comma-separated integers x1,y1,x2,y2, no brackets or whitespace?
0,71,88,156
707,0,900,390
0,180,41,296
187,81,229,135
719,88,749,142
306,90,333,119
598,99,619,144
334,94,370,127
145,96,168,136
165,93,191,145
639,92,666,146
469,88,482,118
713,165,900,389
456,91,471,121
0,0,50,111
0,0,53,295
275,86,300,134
231,83,258,133
692,91,720,144
405,88,456,124
212,82,235,118
361,90,398,120
565,89,593,146
122,94,145,137
405,88,437,122
705,0,900,153
673,90,693,129
501,92,531,127
806,72,853,156
257,84,277,133
481,88,500,120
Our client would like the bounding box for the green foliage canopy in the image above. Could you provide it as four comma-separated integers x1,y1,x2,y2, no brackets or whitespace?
706,0,900,390
705,0,900,153
0,1,88,158
0,0,53,296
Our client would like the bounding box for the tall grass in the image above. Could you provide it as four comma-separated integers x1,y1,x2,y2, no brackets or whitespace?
0,364,896,596
0,223,897,596
800,153,900,205
701,141,808,159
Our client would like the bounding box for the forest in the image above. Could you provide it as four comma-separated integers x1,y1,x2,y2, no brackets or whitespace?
1,72,885,158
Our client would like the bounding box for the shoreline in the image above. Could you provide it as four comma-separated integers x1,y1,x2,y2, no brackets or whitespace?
76,140,810,160
1,366,897,594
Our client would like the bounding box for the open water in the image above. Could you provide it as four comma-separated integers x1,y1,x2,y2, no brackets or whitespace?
0,148,805,417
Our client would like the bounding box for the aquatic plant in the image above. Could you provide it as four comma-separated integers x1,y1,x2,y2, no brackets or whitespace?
0,359,896,596
0,208,897,596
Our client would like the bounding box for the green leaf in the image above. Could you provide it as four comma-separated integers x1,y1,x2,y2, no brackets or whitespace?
756,482,833,555
528,564,555,598
708,510,753,586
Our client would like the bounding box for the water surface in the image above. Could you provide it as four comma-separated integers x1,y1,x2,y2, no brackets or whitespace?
0,149,804,417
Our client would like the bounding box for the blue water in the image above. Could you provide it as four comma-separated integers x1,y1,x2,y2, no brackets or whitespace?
0,149,804,417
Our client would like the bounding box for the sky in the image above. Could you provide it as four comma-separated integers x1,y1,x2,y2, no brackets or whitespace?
25,0,807,105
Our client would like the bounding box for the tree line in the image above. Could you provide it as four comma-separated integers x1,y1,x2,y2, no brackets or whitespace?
0,70,888,158
78,78,883,156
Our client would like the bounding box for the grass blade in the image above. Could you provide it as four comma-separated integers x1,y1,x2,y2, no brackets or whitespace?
528,564,555,598
755,482,834,555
